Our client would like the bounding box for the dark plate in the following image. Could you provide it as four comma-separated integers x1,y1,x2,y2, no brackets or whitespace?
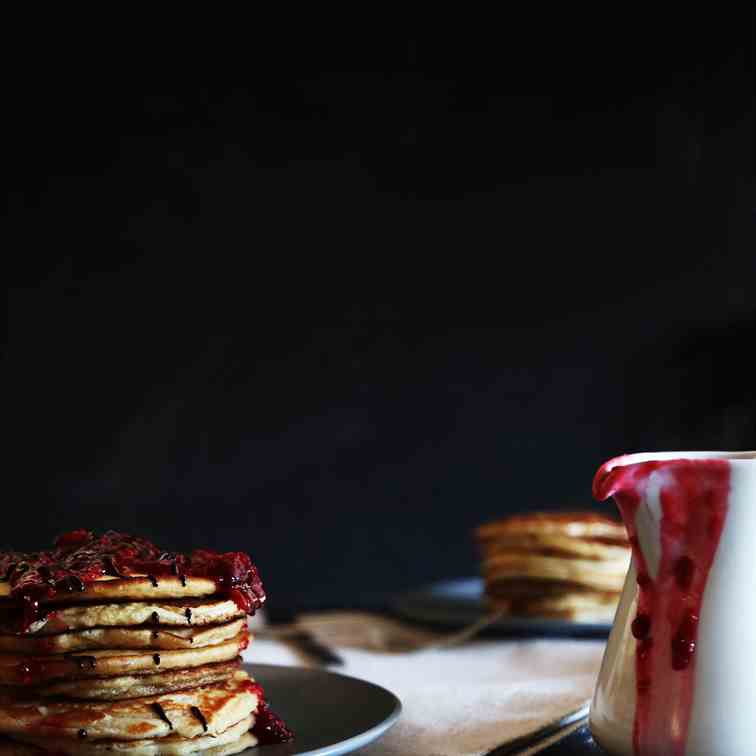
242,663,401,755
392,577,612,637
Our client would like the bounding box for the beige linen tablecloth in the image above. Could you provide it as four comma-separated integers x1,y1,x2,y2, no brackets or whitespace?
242,613,604,756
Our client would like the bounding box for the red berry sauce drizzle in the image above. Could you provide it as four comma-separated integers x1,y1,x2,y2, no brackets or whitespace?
0,530,266,633
593,457,731,756
244,680,295,745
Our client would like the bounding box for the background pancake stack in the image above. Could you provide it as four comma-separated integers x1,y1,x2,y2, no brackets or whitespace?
0,531,291,754
476,512,631,622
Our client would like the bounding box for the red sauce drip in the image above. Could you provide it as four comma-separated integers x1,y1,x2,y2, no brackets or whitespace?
674,556,695,592
16,658,47,684
244,680,294,744
54,530,93,550
243,680,265,697
631,613,651,640
671,610,698,671
252,704,295,745
186,550,266,615
594,457,730,756
636,571,652,590
0,531,266,632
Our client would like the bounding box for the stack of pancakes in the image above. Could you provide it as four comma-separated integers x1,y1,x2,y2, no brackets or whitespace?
0,531,290,754
476,512,631,622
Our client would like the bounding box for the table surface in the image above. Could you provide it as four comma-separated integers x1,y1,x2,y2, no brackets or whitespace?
243,622,604,756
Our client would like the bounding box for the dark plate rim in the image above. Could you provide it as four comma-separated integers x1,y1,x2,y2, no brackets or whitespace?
392,577,612,634
242,663,402,756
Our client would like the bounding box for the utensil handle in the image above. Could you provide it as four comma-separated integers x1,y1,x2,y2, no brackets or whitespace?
483,702,590,756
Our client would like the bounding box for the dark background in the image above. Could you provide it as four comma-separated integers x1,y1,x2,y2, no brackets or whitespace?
5,18,755,611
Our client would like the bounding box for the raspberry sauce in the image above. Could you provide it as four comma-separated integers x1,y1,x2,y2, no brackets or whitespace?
594,457,730,756
242,679,294,744
253,704,295,745
0,531,266,632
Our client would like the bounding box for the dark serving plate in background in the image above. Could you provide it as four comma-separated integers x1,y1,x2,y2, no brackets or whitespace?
392,577,613,638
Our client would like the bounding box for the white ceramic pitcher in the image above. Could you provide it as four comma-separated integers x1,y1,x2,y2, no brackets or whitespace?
590,451,756,756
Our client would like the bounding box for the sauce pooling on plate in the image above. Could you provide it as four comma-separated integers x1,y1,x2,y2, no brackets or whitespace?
594,457,730,756
0,530,266,632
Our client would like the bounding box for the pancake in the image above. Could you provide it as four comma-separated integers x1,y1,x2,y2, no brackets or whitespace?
487,590,621,621
0,670,259,740
0,530,291,749
479,532,630,562
6,716,257,755
477,511,627,544
484,577,605,599
476,511,630,622
0,729,257,756
0,619,247,655
483,552,629,592
0,632,248,686
0,599,245,636
0,532,265,637
13,661,241,701
0,576,218,605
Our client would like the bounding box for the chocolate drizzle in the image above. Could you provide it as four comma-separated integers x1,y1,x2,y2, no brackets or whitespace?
152,703,173,730
190,706,208,732
78,729,88,739
147,575,158,588
68,654,97,671
55,575,86,593
153,653,161,665
185,608,192,624
150,613,160,639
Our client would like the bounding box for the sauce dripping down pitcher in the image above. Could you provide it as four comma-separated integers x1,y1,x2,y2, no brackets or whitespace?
590,451,756,756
